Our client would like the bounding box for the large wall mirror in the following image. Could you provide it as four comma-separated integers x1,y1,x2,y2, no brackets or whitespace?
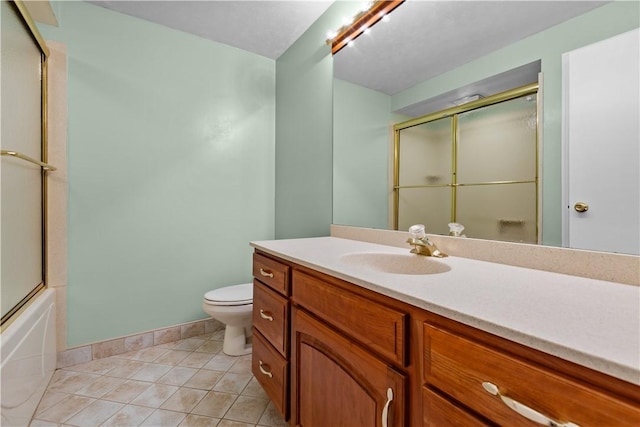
332,0,639,254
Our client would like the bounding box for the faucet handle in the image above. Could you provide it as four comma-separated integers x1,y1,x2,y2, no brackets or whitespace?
408,224,427,239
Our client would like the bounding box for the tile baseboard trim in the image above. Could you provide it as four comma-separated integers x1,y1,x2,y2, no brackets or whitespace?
56,317,224,369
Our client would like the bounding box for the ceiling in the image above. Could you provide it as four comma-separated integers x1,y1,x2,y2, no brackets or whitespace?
334,0,608,95
88,1,333,60
87,0,607,95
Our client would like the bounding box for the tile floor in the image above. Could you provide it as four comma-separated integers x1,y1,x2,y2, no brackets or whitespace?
29,331,288,427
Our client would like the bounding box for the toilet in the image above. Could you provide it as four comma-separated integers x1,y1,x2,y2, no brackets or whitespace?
202,283,253,356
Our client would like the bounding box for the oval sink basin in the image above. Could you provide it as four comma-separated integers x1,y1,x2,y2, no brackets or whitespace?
340,252,451,275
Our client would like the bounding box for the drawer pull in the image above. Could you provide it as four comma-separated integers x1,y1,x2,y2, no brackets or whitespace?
259,268,274,278
259,309,274,321
381,387,393,427
259,360,273,378
482,382,580,427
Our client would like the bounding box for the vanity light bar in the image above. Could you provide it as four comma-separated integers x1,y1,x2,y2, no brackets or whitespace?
327,0,404,55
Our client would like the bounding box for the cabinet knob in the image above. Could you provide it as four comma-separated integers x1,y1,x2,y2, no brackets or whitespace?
259,309,274,321
482,382,580,427
258,360,273,378
382,387,394,427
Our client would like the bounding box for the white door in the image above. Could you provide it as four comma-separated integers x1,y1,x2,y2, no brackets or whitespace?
562,28,640,255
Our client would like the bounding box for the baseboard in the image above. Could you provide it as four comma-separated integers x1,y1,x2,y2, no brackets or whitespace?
56,318,224,369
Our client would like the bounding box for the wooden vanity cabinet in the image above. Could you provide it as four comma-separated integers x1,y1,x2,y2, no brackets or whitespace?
252,250,640,427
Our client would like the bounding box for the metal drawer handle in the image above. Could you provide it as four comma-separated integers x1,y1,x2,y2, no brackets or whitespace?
259,268,274,278
482,382,580,427
258,360,273,378
382,387,393,427
259,309,274,321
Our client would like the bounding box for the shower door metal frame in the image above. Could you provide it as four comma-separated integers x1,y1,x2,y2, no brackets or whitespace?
392,83,539,239
1,0,51,327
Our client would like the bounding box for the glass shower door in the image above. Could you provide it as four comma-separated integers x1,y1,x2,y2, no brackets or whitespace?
456,94,538,242
1,0,46,322
396,117,452,234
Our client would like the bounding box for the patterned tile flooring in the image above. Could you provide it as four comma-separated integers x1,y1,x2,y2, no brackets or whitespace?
29,331,287,427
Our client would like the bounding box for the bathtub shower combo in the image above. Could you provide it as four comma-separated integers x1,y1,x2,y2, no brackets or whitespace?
1,1,58,425
0,289,57,426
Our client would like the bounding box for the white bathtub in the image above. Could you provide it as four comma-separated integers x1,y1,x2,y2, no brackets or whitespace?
0,288,56,427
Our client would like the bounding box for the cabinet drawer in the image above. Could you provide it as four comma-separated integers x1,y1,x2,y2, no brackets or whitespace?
253,252,290,296
293,270,407,366
252,331,288,419
424,323,640,427
253,280,289,357
423,387,490,427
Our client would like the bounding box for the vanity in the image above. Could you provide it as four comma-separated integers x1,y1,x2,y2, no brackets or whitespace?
249,236,640,426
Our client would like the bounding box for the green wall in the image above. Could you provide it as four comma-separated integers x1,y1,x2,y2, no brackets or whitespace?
390,1,640,246
274,1,361,239
38,2,276,347
333,79,393,229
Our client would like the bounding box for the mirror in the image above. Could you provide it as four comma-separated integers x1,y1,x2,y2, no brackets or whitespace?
332,0,638,252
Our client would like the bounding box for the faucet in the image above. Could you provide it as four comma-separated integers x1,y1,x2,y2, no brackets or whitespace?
407,224,448,258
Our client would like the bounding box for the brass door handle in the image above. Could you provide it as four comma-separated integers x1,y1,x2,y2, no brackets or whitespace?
574,202,589,213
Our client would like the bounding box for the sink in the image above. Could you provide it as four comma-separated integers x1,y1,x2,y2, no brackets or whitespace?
340,252,451,275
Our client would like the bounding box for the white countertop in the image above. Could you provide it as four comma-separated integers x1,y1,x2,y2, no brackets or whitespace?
251,236,640,385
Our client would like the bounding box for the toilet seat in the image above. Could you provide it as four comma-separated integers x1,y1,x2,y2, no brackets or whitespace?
204,283,252,306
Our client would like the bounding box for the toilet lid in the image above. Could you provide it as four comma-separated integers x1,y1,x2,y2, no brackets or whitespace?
204,283,253,306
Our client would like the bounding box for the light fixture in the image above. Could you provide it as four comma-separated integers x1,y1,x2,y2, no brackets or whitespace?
451,94,484,106
326,0,404,55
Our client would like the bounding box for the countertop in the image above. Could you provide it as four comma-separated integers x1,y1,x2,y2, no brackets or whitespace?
251,236,640,385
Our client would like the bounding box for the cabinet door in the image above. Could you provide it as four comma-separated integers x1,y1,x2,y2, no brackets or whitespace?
292,308,406,427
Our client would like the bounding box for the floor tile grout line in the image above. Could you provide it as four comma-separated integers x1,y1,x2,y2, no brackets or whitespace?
31,332,286,427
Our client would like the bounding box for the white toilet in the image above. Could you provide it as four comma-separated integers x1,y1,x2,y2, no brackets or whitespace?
202,283,253,356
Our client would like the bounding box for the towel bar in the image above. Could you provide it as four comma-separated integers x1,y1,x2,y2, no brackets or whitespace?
1,150,56,171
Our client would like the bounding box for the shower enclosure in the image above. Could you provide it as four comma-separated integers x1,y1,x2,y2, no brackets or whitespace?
393,83,539,243
1,2,56,425
1,0,52,325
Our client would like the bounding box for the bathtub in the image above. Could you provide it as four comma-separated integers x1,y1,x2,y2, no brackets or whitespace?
0,288,56,427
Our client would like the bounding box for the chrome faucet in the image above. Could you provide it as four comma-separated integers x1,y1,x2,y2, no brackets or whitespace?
407,224,448,258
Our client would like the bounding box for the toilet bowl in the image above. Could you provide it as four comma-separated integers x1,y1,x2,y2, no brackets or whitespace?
202,283,253,356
